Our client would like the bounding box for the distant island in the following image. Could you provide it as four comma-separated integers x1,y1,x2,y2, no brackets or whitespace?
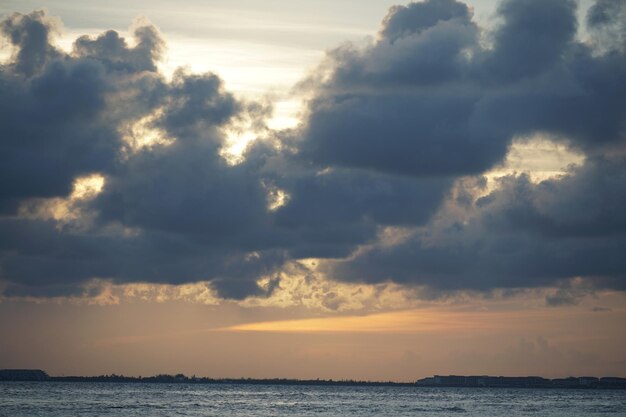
1,369,625,389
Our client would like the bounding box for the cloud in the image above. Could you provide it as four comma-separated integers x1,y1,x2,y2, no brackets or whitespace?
272,168,451,258
0,11,283,299
288,0,626,295
1,10,439,300
481,0,577,82
73,24,164,73
0,11,165,214
587,0,626,52
326,158,626,292
545,284,594,307
1,0,626,301
297,0,492,177
0,10,62,76
297,0,625,177
380,0,472,43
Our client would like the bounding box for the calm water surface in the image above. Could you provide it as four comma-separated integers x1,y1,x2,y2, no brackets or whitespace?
1,382,626,416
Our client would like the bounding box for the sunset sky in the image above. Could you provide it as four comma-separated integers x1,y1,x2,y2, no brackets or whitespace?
1,0,625,381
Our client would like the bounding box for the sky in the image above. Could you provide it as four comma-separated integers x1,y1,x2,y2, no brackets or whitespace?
0,0,625,381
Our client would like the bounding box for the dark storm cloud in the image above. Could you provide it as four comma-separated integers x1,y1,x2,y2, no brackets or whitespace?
328,158,626,292
481,0,577,82
0,11,275,299
156,71,241,137
73,25,164,73
545,287,589,307
297,0,491,177
270,168,451,259
0,218,286,299
95,134,267,240
476,157,626,238
297,0,625,176
0,10,61,76
380,0,471,43
587,0,626,52
275,169,449,228
0,9,448,299
290,0,626,294
1,0,626,300
0,11,166,213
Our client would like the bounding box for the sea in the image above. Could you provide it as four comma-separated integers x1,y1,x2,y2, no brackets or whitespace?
1,382,626,416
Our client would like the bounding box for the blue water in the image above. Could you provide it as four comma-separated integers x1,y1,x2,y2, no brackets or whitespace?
1,382,625,416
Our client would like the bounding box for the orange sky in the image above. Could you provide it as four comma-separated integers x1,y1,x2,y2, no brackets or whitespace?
1,289,625,380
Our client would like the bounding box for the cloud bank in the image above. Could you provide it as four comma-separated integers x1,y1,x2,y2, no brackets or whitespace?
1,0,625,301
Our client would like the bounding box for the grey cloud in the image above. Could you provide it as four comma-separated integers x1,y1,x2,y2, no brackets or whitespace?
477,157,626,238
328,158,626,292
2,0,626,301
299,2,482,178
298,0,625,178
481,0,577,82
271,167,450,259
470,49,626,154
587,0,626,52
0,10,61,76
545,290,582,307
0,58,115,212
0,11,166,214
300,92,504,177
73,24,164,73
294,0,626,297
158,71,240,138
380,0,472,43
545,283,595,307
95,139,268,240
0,9,447,300
0,12,288,300
274,168,450,229
0,218,287,300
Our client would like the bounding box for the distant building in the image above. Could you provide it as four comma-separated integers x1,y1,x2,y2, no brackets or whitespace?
552,377,579,388
464,376,488,387
578,377,599,386
434,375,465,386
600,377,626,388
415,377,436,386
417,375,553,388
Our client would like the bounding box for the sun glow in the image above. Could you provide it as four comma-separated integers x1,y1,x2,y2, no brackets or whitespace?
221,130,258,164
266,98,302,130
485,135,585,184
121,109,174,153
17,174,106,225
220,307,595,334
71,174,105,200
222,310,453,333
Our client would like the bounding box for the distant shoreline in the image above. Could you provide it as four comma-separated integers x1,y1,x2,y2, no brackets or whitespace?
1,369,625,389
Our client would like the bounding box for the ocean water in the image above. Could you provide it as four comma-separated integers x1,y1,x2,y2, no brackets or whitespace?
1,382,626,416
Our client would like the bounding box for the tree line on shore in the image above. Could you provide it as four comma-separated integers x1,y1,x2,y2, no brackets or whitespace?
1,369,625,389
